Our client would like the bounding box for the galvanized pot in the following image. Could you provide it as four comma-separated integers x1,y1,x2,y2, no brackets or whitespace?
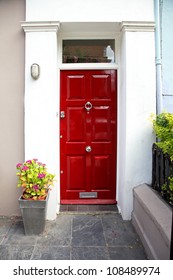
18,194,48,235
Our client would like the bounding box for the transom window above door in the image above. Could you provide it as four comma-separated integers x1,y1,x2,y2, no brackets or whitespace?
62,39,115,63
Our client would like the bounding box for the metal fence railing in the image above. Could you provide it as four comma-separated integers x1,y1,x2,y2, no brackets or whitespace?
151,143,173,259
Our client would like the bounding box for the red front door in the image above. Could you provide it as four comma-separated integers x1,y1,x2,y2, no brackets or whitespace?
60,70,117,204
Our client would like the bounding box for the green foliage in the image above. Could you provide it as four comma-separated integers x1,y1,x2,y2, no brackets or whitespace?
168,176,173,202
151,112,173,203
151,112,173,160
16,159,55,200
161,176,173,203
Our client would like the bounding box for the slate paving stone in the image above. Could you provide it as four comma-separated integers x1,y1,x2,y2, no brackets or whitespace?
2,220,38,246
84,205,100,211
0,236,4,244
36,215,72,246
98,205,118,212
0,245,34,260
72,215,106,246
6,220,25,235
108,246,147,260
77,205,91,212
0,217,13,235
31,246,70,260
0,218,12,244
59,205,68,212
0,213,147,260
68,205,78,211
71,246,110,260
101,214,141,246
60,204,118,213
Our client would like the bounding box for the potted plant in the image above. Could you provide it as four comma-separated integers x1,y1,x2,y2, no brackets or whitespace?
16,159,55,235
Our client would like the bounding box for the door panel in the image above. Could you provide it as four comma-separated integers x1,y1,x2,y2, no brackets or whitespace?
92,106,111,142
67,75,86,100
60,70,117,204
67,107,85,141
91,74,111,99
91,155,111,190
67,156,86,190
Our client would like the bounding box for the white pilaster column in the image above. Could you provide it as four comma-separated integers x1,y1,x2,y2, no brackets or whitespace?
22,21,60,220
117,21,156,219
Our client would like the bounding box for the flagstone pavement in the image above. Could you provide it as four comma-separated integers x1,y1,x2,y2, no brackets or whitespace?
0,206,147,260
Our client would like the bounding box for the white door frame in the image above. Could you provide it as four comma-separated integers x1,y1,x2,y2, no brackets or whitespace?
22,20,156,220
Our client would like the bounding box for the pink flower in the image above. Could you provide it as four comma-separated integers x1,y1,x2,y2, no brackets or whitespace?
26,160,32,164
33,185,39,191
38,173,46,179
22,166,29,171
16,163,22,168
33,159,38,162
37,162,46,166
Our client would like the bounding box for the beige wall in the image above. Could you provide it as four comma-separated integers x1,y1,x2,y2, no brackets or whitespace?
0,0,25,216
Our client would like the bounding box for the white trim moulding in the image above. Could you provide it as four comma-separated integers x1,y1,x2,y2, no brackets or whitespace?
21,21,60,33
121,21,155,32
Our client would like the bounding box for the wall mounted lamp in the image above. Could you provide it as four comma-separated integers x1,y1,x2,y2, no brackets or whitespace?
31,63,40,80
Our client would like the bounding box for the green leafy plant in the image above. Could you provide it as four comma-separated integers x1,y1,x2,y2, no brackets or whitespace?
151,112,173,203
168,176,173,202
151,112,173,160
161,177,173,203
16,159,55,200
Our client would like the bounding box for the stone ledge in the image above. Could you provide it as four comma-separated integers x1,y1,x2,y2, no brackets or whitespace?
132,184,172,259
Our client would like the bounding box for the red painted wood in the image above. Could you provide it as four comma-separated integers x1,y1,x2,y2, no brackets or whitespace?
60,70,117,204
60,199,116,204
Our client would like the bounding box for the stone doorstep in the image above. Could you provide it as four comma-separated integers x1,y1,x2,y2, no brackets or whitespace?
133,184,172,249
59,204,118,215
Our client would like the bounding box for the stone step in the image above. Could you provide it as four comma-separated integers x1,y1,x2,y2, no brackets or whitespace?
132,184,172,259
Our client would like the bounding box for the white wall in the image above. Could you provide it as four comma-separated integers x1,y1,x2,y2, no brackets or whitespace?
161,0,173,112
23,24,60,220
117,26,156,219
26,0,154,22
23,0,156,220
162,0,173,96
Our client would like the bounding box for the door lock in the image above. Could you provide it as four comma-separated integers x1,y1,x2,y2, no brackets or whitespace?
86,146,92,153
60,111,65,118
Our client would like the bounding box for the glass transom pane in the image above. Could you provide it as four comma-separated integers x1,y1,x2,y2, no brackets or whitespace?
63,39,115,63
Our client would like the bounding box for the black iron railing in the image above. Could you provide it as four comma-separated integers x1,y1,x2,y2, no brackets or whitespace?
152,143,173,203
152,143,173,259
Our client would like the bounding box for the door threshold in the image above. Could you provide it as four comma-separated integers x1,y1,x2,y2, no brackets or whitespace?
59,204,118,214
60,199,116,204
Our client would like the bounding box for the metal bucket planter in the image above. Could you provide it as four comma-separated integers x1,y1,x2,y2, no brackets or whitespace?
18,194,48,235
